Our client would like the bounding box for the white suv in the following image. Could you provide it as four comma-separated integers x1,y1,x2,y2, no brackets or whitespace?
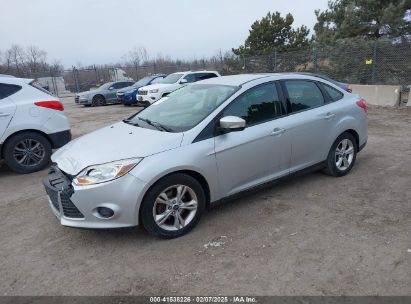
0,77,71,173
137,71,220,107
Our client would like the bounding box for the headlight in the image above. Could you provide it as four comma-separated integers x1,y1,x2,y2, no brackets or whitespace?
149,89,159,93
73,158,142,186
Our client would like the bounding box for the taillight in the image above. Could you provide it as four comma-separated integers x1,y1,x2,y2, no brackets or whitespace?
34,100,64,111
356,99,368,112
346,85,353,93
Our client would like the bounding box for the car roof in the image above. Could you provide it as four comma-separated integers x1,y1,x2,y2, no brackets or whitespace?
0,77,33,85
197,73,344,87
171,70,219,75
197,74,272,86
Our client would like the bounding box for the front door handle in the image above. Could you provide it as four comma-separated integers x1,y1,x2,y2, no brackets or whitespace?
271,128,286,136
323,112,336,120
0,112,11,118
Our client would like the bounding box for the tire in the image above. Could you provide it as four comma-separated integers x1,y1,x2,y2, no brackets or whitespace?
140,173,206,238
323,132,358,177
3,132,52,174
92,95,106,107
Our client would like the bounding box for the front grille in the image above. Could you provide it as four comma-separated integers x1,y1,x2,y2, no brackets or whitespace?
43,166,84,219
61,191,84,218
45,186,60,211
139,90,148,95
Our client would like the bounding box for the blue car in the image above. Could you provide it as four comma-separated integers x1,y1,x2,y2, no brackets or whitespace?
117,75,166,105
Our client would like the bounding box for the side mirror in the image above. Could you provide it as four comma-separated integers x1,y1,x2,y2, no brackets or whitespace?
108,86,114,90
219,116,246,133
180,79,188,84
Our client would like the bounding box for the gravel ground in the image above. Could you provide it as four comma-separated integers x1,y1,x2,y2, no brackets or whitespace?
0,98,410,296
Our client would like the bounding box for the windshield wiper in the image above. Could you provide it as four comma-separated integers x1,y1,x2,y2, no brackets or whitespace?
122,119,140,127
137,117,173,132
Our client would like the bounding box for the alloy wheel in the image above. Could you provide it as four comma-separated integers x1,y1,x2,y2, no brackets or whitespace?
13,139,46,167
153,184,198,231
335,138,354,171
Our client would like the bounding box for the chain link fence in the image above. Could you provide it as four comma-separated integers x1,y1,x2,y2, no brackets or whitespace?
2,40,410,97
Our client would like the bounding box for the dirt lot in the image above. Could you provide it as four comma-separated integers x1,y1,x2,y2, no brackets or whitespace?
0,98,410,296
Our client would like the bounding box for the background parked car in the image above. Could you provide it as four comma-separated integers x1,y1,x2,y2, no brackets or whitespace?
0,77,71,173
117,75,166,106
75,81,135,106
137,71,220,107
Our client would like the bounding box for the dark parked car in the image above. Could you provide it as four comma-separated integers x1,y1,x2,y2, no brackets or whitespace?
116,75,166,106
75,81,135,106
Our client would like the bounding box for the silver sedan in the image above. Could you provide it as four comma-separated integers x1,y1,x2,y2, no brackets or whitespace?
43,73,368,238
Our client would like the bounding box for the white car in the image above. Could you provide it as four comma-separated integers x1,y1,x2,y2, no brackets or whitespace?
0,77,71,173
137,71,220,107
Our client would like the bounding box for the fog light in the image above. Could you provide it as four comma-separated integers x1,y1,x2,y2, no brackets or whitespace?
97,207,114,218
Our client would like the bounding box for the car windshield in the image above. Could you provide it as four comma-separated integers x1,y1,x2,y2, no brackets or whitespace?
132,77,154,88
127,84,238,132
159,73,184,84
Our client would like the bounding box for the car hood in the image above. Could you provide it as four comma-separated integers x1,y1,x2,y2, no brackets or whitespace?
52,122,184,175
140,83,178,92
117,86,137,93
76,88,103,96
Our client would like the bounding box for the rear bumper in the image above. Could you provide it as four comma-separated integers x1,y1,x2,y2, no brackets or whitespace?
48,130,71,149
358,140,367,152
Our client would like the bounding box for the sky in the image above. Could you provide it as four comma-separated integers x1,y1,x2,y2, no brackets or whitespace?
0,0,329,68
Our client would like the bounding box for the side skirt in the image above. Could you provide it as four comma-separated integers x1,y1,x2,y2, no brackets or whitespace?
209,161,326,208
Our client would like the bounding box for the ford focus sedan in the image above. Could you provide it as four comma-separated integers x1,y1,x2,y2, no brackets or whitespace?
43,74,367,238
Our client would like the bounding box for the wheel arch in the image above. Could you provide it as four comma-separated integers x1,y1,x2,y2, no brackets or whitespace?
342,129,360,151
1,129,52,158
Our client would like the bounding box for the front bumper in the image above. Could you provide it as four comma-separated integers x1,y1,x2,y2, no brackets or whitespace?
75,97,91,105
43,166,147,229
137,92,161,104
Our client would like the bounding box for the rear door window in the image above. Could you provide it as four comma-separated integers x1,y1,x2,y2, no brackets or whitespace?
0,83,22,100
284,80,324,112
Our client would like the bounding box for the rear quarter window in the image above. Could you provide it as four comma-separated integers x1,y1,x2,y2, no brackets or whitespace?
30,81,53,95
0,83,22,100
321,83,344,102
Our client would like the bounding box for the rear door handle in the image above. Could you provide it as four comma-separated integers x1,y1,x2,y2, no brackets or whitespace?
323,112,336,120
0,113,11,118
271,128,286,136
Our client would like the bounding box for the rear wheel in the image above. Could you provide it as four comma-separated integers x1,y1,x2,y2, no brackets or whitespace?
4,132,52,174
140,173,206,238
323,132,357,177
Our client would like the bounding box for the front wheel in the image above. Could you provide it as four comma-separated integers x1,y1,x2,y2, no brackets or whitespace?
3,132,52,174
140,173,206,238
92,95,106,106
323,132,357,177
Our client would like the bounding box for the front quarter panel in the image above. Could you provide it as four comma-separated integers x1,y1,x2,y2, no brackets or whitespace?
128,137,220,213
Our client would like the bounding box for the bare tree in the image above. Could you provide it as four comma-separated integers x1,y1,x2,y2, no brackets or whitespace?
122,46,149,67
8,45,26,76
26,46,47,74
